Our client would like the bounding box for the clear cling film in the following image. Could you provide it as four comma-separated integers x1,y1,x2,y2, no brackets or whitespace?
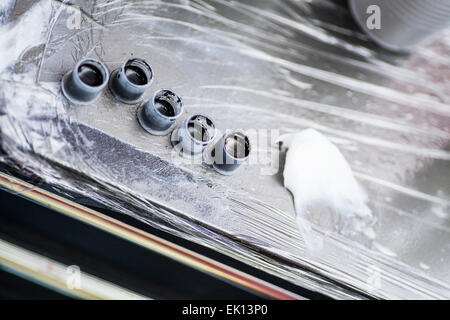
0,0,449,299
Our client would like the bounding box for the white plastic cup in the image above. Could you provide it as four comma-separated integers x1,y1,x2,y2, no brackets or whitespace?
349,0,450,52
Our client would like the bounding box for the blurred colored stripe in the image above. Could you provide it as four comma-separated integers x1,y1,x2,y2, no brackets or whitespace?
0,172,303,300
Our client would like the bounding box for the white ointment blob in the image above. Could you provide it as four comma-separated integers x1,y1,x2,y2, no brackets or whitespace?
277,129,376,251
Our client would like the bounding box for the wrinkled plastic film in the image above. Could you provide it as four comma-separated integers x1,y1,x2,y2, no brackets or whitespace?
0,0,449,299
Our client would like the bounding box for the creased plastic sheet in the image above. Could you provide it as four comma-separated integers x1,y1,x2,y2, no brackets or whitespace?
0,0,449,299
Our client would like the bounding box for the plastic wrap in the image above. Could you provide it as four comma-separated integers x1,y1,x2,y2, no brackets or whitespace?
0,0,449,299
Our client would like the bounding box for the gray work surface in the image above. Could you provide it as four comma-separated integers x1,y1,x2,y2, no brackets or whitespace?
1,0,449,299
